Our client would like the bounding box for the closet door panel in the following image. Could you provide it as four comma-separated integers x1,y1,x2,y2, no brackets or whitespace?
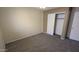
47,13,55,35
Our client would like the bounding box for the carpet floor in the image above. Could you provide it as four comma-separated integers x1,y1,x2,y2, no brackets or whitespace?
6,33,79,52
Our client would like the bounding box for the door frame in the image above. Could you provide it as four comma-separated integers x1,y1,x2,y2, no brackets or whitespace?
53,12,65,36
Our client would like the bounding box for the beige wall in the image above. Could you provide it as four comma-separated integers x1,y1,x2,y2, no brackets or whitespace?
0,7,43,44
0,28,5,51
0,7,70,44
67,8,75,38
0,10,5,51
43,11,47,32
61,8,70,39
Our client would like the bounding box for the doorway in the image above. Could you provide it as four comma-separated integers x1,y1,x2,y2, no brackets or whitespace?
47,12,65,36
54,13,65,36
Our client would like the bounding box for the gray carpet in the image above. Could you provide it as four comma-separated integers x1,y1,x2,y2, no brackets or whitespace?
6,33,79,52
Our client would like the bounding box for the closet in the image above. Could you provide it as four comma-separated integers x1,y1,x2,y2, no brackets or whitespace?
47,13,65,36
70,8,79,41
54,13,65,35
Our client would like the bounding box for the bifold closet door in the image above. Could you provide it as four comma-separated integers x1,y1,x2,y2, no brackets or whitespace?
70,8,79,41
47,13,55,35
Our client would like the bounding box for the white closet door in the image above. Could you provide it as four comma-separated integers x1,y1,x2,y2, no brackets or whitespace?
47,13,55,35
55,13,64,35
70,8,79,41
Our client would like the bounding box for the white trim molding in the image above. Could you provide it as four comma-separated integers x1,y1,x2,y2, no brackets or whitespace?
0,49,6,52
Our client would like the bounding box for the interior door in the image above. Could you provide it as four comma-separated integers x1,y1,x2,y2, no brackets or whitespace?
55,13,65,35
70,8,79,41
47,13,55,35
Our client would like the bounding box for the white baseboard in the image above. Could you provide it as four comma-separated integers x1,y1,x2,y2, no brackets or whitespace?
70,38,79,41
61,37,65,40
6,32,43,44
42,32,47,34
0,49,6,52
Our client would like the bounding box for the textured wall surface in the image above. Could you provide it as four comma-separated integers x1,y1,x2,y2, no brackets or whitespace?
0,8,43,44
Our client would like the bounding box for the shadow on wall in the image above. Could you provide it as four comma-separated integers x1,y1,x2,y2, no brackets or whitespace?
0,8,43,44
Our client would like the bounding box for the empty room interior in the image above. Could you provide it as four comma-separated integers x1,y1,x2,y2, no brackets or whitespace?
0,7,79,52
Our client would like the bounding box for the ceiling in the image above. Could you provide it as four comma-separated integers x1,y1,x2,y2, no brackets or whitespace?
36,7,58,11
